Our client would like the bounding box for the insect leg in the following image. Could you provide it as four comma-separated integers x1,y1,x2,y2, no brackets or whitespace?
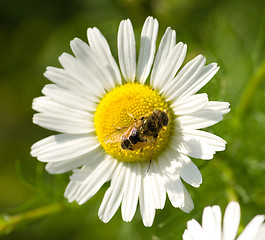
143,159,152,177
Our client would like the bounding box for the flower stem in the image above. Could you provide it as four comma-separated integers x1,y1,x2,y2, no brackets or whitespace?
236,60,265,117
0,202,64,235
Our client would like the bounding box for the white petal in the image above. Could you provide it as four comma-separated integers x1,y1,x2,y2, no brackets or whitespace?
139,173,156,227
158,146,178,174
177,154,202,187
148,160,166,209
153,42,187,92
75,157,117,205
171,93,209,116
45,160,84,174
140,160,167,211
186,219,206,240
181,129,226,152
121,162,141,222
163,55,206,101
71,155,105,182
202,206,222,240
98,162,126,223
32,97,94,134
205,101,231,115
223,201,241,240
165,173,185,208
159,152,185,208
44,67,82,90
237,215,265,240
182,230,194,240
255,224,265,240
70,38,115,91
64,152,106,200
64,182,80,202
177,109,223,130
44,67,100,103
33,113,94,134
42,84,97,112
180,184,194,213
65,155,116,204
178,63,220,100
118,19,136,82
150,27,176,87
33,97,94,122
87,27,121,85
31,133,99,162
137,16,158,84
58,52,106,98
173,134,215,160
45,148,104,174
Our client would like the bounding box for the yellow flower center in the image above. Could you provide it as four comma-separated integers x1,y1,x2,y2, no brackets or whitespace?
94,83,173,162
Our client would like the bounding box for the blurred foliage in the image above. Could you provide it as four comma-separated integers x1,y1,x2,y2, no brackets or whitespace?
0,0,265,239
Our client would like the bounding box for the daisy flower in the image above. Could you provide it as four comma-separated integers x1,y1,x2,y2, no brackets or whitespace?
183,201,265,240
31,16,230,227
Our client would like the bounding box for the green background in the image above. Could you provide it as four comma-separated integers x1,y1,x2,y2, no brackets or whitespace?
0,0,265,239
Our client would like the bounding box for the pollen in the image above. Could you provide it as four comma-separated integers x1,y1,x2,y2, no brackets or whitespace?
94,83,173,162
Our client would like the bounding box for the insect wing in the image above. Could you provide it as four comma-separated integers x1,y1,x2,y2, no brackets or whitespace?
104,126,132,144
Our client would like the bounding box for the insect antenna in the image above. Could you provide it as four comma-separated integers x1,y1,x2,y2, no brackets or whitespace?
126,112,136,120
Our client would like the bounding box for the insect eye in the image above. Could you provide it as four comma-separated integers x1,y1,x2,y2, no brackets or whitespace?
161,112,169,126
